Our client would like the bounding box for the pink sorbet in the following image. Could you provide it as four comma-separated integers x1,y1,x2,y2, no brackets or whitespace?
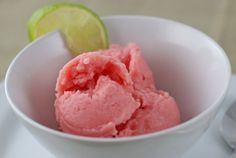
54,43,181,137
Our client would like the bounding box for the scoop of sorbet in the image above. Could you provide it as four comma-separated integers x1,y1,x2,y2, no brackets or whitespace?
54,43,180,137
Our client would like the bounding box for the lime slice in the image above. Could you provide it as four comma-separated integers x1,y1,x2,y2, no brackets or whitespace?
27,3,109,55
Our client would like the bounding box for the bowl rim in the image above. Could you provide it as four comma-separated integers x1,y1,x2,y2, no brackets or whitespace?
5,15,232,143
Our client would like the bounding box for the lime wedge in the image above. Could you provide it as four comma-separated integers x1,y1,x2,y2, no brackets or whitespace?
27,3,109,55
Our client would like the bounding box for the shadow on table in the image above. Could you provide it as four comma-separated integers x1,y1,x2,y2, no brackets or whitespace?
0,84,20,157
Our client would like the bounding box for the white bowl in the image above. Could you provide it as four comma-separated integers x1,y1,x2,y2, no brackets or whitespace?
5,16,231,158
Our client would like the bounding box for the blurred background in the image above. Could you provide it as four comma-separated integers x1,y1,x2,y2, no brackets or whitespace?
0,0,235,80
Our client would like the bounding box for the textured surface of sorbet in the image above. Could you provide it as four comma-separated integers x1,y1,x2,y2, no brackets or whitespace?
54,43,180,137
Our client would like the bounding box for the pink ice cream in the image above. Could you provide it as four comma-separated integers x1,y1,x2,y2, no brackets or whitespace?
54,43,180,137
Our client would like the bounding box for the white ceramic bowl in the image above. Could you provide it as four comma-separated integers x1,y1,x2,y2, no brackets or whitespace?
5,16,231,158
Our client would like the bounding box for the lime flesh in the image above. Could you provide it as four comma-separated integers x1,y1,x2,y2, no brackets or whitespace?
28,3,109,55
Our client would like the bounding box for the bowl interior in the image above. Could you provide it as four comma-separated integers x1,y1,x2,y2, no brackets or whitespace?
6,16,230,130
